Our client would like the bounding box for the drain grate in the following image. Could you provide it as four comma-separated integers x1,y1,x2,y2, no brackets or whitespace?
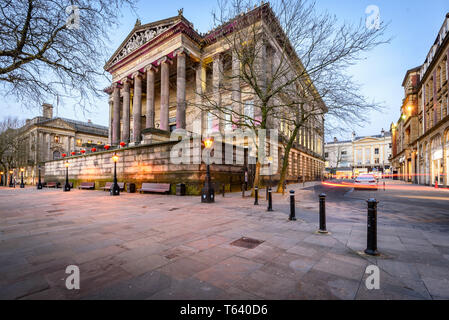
168,207,179,211
230,237,264,249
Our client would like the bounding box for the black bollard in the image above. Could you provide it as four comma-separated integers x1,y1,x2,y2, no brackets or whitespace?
254,187,259,205
318,193,328,233
266,186,269,200
365,199,379,256
383,181,385,191
242,183,245,198
289,190,296,221
267,187,273,211
222,183,225,197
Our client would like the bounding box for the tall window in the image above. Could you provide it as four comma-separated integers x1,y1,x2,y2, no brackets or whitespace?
224,105,232,132
244,100,254,126
207,112,213,133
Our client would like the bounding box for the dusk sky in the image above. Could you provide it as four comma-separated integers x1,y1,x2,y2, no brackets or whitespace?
2,0,449,142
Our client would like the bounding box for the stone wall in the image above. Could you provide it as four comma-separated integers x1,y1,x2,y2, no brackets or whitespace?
44,140,247,195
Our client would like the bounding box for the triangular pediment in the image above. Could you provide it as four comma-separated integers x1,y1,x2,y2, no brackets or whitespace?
40,118,75,131
106,17,180,69
356,137,381,143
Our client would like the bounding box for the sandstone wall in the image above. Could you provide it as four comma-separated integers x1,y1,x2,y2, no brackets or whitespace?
44,140,246,195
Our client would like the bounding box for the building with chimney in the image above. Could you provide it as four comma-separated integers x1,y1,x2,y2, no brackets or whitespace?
5,103,108,184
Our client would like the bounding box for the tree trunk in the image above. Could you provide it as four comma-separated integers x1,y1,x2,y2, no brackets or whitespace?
277,127,299,193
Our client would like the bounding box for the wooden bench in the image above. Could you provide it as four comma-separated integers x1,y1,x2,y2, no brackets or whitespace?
45,182,59,188
138,183,170,194
100,182,124,191
78,182,95,190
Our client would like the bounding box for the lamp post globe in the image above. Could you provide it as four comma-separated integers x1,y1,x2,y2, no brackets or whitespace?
63,161,71,191
111,154,120,196
20,168,25,188
201,138,215,203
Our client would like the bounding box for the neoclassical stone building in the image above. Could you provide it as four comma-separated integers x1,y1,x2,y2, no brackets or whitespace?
324,130,392,178
391,13,449,186
15,104,108,184
103,4,325,182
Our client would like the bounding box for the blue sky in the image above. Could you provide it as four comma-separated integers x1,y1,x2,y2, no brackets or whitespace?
2,0,449,142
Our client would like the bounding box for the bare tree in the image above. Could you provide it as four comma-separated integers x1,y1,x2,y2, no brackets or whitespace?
0,0,136,109
192,0,387,193
0,117,25,184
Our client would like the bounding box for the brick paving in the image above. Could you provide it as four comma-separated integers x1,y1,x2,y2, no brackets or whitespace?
0,181,448,300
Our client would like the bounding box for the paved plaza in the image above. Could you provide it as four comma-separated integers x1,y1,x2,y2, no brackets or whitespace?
0,180,449,300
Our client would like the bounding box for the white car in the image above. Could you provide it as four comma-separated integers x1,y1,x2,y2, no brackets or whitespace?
354,174,378,190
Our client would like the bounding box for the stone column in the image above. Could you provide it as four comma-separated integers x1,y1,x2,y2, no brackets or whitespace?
108,100,112,145
213,54,223,132
122,78,131,143
145,65,157,129
195,62,206,135
46,133,51,161
159,57,172,131
232,49,242,126
132,72,143,144
112,83,121,145
175,49,187,129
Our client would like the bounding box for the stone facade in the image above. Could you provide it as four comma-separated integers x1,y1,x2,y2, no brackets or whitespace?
12,104,108,185
103,4,325,182
44,140,247,195
325,130,392,177
44,4,326,188
391,13,449,186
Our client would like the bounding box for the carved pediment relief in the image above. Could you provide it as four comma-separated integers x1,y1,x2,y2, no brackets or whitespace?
40,119,75,131
110,22,174,66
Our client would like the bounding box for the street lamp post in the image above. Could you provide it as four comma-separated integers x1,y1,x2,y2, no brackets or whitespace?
64,161,71,192
37,165,43,189
9,170,14,188
111,153,120,196
20,168,25,188
201,138,215,203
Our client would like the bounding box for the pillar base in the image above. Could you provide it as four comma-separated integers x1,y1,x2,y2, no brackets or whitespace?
141,128,170,145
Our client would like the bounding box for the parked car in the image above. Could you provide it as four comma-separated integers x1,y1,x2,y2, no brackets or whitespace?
354,174,378,190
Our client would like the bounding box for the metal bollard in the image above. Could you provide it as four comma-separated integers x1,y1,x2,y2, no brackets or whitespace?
318,193,328,233
267,187,273,211
242,183,245,198
254,187,259,205
266,186,269,200
289,190,296,221
383,181,385,191
222,183,225,197
364,199,379,256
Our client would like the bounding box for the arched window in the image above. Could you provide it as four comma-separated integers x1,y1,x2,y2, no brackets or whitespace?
53,151,61,160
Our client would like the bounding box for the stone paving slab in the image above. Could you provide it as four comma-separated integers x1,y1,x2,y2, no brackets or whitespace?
0,184,449,300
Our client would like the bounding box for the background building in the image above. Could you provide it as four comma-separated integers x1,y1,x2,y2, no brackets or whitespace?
390,13,449,187
7,104,108,184
325,130,392,178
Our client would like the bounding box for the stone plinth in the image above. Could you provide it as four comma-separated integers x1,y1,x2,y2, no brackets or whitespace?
141,128,171,144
